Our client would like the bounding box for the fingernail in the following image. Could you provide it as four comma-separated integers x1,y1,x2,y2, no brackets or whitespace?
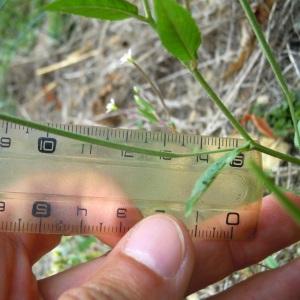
122,215,185,278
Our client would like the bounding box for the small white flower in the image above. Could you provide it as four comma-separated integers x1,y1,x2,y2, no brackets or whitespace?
120,48,133,65
106,98,118,113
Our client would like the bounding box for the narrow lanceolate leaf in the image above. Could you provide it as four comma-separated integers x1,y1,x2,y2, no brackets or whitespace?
185,149,240,217
250,161,300,225
154,0,201,63
46,0,139,21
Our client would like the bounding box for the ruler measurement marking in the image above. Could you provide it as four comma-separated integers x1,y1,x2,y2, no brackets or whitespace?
18,218,21,232
0,122,259,240
80,219,83,234
194,225,198,238
39,219,42,233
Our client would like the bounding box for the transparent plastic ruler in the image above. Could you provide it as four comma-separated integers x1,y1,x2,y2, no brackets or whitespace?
0,121,262,240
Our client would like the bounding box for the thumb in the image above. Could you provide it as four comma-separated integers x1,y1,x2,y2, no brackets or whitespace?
59,214,195,300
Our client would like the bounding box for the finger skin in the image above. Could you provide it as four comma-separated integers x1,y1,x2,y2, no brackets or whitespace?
210,258,300,300
55,215,195,300
38,255,107,299
0,234,40,300
38,193,300,298
3,171,141,264
188,193,300,293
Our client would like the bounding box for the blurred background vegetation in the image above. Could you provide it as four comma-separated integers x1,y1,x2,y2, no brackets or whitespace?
1,0,300,298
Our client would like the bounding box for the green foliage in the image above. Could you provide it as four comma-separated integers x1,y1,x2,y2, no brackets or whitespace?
252,90,300,143
153,0,201,63
0,0,46,111
0,0,45,66
250,161,300,225
0,98,17,115
47,12,65,40
185,149,241,217
0,0,8,10
50,236,106,274
239,0,300,150
134,89,160,124
46,0,139,21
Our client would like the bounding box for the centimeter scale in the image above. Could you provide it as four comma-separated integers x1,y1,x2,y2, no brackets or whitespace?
0,120,262,240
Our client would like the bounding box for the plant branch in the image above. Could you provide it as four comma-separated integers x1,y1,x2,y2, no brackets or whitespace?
239,0,300,147
191,68,254,142
135,14,149,23
129,57,171,119
142,0,155,25
252,142,300,165
250,161,300,224
0,113,240,159
184,0,191,12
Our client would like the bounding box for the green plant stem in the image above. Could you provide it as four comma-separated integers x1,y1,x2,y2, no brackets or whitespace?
191,68,254,142
128,57,170,119
142,0,155,25
239,0,300,146
252,142,300,165
184,0,191,12
135,14,149,23
250,161,300,224
0,113,239,159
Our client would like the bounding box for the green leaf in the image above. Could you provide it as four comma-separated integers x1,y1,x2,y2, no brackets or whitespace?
250,161,300,225
154,0,201,62
134,94,159,124
294,120,300,148
46,0,139,21
185,149,240,217
138,108,159,124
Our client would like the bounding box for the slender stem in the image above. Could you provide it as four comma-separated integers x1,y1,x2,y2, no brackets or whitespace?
135,14,149,23
184,0,191,12
0,113,239,159
191,68,254,142
129,58,171,119
250,161,300,224
239,0,300,147
142,0,155,25
252,142,300,165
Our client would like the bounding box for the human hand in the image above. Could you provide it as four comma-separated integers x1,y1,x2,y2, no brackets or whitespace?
1,174,300,299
